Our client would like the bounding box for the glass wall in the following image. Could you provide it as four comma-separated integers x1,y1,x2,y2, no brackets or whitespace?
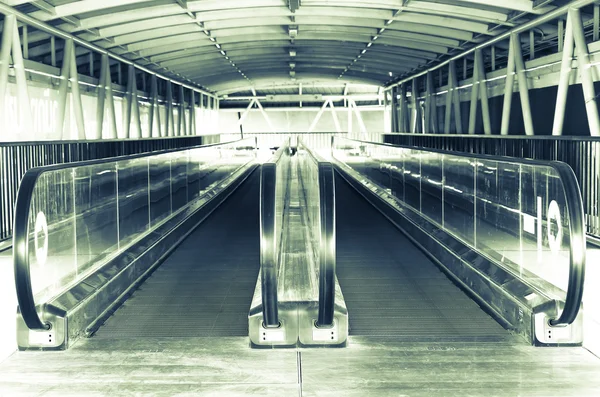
24,139,256,306
333,137,574,301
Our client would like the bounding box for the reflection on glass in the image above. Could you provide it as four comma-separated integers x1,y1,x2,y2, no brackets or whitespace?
26,139,256,309
297,146,321,273
332,137,572,300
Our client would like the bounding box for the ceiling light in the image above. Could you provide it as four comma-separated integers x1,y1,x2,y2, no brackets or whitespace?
209,37,215,42
216,43,221,49
389,72,393,76
289,26,298,38
361,49,367,54
386,19,393,25
289,50,297,57
290,70,296,77
289,62,296,69
220,50,226,56
367,42,372,47
373,35,378,40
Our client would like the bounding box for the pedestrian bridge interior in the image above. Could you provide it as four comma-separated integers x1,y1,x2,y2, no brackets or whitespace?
1,1,600,396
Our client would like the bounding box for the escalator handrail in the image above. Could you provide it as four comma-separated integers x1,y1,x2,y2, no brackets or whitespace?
298,140,336,327
333,136,586,326
13,138,256,331
550,165,585,326
260,145,288,327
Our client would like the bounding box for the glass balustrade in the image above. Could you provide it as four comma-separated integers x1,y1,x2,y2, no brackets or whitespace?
332,137,576,302
21,139,256,309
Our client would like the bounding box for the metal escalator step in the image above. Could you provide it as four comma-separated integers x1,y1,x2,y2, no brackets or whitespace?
335,175,512,342
93,173,260,339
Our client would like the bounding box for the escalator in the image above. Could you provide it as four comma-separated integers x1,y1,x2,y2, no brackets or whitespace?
95,171,516,342
335,174,516,342
93,172,260,339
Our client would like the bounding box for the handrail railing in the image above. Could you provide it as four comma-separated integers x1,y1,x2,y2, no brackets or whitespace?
550,164,586,326
332,137,586,327
1,135,219,250
297,140,336,327
14,138,255,331
383,133,600,240
260,144,289,328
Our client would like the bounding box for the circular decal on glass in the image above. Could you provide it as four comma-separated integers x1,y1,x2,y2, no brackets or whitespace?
547,200,563,254
34,211,48,267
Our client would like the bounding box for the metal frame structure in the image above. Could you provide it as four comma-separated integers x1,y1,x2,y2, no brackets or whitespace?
384,0,600,137
0,0,569,98
0,4,218,141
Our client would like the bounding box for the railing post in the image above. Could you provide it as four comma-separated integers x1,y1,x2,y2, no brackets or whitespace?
513,32,535,136
570,8,600,136
189,89,196,136
166,82,175,137
476,50,491,135
411,78,420,133
426,71,438,133
178,85,186,136
56,39,71,138
444,62,453,134
96,54,108,140
501,35,516,136
399,84,408,133
149,75,161,138
552,13,575,136
0,14,15,133
390,86,399,133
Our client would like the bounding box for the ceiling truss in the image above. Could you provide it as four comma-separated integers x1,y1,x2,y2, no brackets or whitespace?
0,0,579,95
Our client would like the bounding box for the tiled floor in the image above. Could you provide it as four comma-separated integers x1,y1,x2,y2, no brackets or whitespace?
1,336,600,397
2,168,600,396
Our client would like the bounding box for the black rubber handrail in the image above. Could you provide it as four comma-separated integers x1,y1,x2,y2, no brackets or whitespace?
298,141,336,327
13,138,256,331
260,145,288,328
550,165,586,326
333,137,586,327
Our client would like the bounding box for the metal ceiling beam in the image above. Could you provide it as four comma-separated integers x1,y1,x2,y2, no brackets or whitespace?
56,4,185,33
393,12,492,35
288,0,300,13
385,0,597,90
175,60,414,76
190,66,391,79
0,2,216,96
456,0,554,14
29,0,151,21
387,21,473,41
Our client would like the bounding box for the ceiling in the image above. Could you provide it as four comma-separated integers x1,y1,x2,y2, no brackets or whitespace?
2,0,569,95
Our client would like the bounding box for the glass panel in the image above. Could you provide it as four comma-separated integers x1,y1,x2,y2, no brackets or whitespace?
24,139,256,309
297,145,320,270
149,153,172,226
332,137,573,301
117,157,150,247
170,151,188,212
403,149,422,212
443,156,475,247
420,152,443,225
29,170,76,303
74,163,118,276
